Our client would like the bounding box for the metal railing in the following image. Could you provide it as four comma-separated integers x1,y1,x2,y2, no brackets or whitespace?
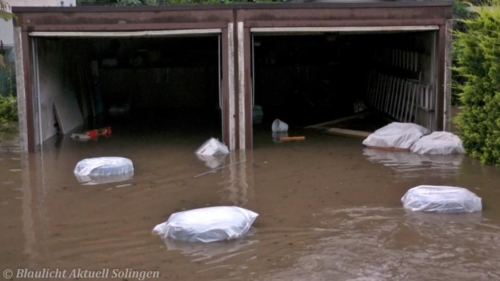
366,70,435,129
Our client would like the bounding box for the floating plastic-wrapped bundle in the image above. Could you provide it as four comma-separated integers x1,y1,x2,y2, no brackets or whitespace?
152,206,258,243
401,185,482,213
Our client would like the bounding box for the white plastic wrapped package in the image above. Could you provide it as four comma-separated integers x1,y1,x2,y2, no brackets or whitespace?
410,131,465,155
195,138,229,156
74,157,134,177
401,185,482,213
75,172,134,185
362,122,430,149
152,206,258,243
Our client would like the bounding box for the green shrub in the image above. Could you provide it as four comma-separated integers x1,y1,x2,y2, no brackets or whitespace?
0,94,18,132
451,0,471,106
454,0,500,165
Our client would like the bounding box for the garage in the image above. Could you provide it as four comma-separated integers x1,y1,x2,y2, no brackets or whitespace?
231,2,453,148
13,6,235,152
251,28,439,140
31,32,222,144
13,2,453,152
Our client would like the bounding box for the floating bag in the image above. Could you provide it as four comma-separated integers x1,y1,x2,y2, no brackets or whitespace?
410,131,465,155
152,206,258,243
363,122,430,150
74,157,134,184
401,185,482,213
74,157,134,177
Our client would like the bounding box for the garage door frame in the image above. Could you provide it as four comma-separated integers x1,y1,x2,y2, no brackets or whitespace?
13,3,453,152
236,2,452,148
28,29,227,149
245,25,442,148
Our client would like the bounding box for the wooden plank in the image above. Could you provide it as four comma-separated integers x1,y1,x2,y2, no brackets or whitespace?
53,94,84,134
305,111,373,129
325,128,371,138
280,136,305,142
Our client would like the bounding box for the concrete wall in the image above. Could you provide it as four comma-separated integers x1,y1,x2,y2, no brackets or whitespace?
36,39,66,142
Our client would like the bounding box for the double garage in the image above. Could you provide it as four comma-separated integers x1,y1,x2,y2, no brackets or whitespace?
13,2,453,153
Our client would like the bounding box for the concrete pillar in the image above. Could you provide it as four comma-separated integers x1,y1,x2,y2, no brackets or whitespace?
237,21,248,150
227,22,237,151
14,27,29,153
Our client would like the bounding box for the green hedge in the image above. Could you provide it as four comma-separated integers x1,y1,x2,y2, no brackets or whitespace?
454,0,500,165
0,94,17,133
451,0,470,105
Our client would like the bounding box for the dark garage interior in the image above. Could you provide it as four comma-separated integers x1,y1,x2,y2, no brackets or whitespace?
252,30,437,135
12,2,453,151
32,30,438,146
34,35,221,143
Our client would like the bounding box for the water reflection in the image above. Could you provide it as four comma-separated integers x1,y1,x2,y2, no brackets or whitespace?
196,154,228,169
75,171,134,185
220,150,255,207
403,210,483,236
363,148,463,179
163,231,258,263
18,153,45,269
259,206,500,281
0,134,21,153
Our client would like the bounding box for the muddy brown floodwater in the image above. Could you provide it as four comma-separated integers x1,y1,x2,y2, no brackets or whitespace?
1,127,500,281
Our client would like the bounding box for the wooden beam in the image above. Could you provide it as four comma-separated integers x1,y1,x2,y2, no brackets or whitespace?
280,136,306,142
325,128,371,138
305,111,373,129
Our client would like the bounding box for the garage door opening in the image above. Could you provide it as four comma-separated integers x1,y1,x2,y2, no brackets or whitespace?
251,28,438,140
31,33,222,146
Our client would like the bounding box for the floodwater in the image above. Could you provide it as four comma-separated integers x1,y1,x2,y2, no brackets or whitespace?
1,125,500,281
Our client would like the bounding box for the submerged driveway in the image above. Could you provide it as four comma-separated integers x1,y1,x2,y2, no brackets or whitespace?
0,130,499,280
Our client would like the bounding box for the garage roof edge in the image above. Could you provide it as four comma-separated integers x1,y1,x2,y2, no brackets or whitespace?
12,1,453,13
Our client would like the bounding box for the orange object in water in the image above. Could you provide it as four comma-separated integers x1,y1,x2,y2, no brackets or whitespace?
279,136,306,142
85,129,99,139
97,126,112,137
84,126,112,139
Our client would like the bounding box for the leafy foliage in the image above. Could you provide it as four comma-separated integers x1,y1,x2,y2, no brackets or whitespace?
454,0,500,165
0,94,18,133
451,0,471,105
